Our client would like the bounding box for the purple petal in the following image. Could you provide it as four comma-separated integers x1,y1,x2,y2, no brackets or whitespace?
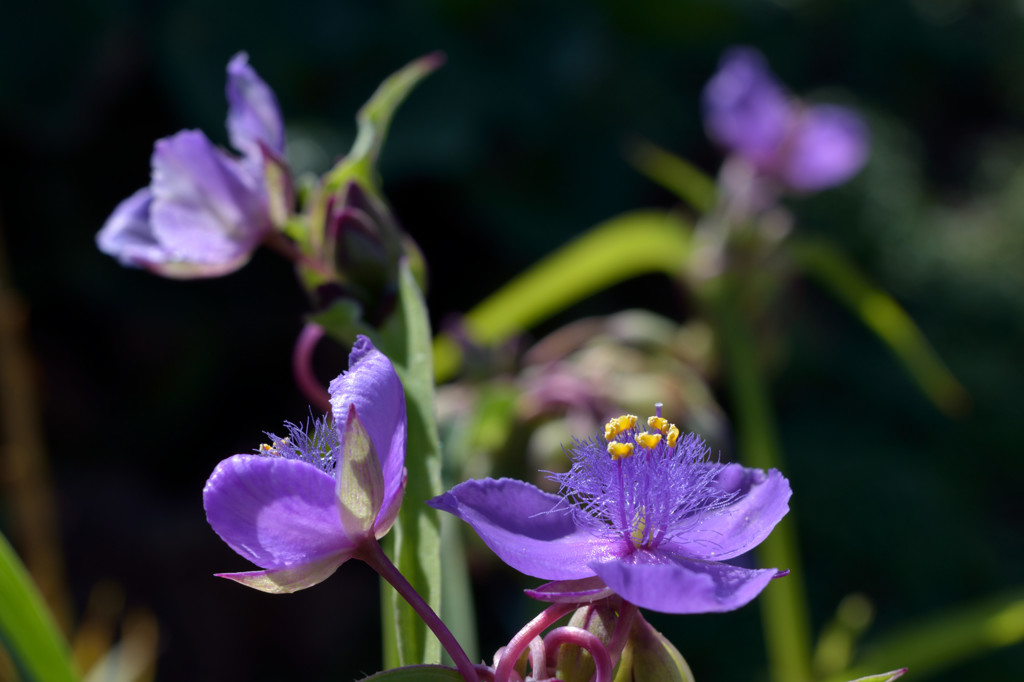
149,129,269,268
96,188,168,267
428,478,620,580
203,455,356,570
590,552,779,613
780,104,869,191
665,466,791,562
216,554,346,594
702,47,791,167
226,52,285,160
329,336,406,524
523,576,615,604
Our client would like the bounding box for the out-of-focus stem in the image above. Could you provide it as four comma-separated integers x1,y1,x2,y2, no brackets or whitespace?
292,323,331,413
703,280,813,682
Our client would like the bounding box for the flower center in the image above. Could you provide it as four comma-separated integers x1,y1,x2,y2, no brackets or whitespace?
256,416,338,475
551,403,739,555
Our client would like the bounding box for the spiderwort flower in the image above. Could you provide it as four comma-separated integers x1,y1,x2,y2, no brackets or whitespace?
203,336,407,593
702,47,868,192
430,406,791,614
97,52,285,278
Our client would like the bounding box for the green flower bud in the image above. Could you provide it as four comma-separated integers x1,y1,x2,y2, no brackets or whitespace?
613,614,694,682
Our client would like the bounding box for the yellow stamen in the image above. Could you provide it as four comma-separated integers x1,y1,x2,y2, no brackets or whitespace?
647,416,669,433
619,414,638,430
604,419,622,441
607,442,635,460
666,425,680,448
635,432,662,449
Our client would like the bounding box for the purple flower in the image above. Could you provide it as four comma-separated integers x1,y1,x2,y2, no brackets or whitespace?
203,336,407,593
97,52,285,278
702,47,869,192
429,410,791,614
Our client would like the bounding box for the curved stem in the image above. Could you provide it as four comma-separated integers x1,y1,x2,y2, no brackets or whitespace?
606,601,638,667
359,541,479,682
292,323,331,413
494,603,574,682
543,626,613,682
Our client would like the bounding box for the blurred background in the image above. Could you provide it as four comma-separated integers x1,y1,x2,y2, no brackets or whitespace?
1,0,1022,680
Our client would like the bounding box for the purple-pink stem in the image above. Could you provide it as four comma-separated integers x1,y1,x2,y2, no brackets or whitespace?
543,626,613,682
605,601,638,668
292,323,331,414
494,602,574,682
358,540,480,682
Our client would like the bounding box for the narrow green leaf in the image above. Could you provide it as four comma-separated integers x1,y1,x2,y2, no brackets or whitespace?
378,261,444,667
625,137,717,214
357,664,464,681
0,531,77,682
789,239,970,417
843,671,907,682
822,589,1024,682
434,209,693,381
325,53,445,196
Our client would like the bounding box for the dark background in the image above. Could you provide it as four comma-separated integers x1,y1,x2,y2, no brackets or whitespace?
1,0,1022,680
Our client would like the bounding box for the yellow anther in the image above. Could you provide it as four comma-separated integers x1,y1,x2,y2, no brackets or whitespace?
607,441,635,460
619,414,638,430
259,443,279,456
647,416,669,433
635,432,662,449
604,419,622,441
666,425,680,448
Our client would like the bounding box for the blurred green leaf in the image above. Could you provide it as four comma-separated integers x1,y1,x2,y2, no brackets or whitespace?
434,209,693,381
356,664,464,681
843,670,907,682
325,52,445,196
0,531,77,682
377,260,444,667
625,137,717,214
789,239,970,417
823,588,1024,682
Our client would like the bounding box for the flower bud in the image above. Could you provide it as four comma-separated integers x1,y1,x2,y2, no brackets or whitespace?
613,614,694,682
556,603,617,682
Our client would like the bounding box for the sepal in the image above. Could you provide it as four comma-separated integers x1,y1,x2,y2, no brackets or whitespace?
612,614,694,682
336,404,385,538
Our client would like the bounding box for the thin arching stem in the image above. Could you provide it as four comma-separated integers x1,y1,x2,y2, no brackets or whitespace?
494,602,574,682
359,540,479,682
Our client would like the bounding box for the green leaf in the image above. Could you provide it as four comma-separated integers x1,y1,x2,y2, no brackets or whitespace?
0,531,77,682
822,588,1024,682
356,664,464,681
625,137,717,214
433,209,693,381
377,260,444,667
789,239,970,417
325,52,445,197
843,671,907,682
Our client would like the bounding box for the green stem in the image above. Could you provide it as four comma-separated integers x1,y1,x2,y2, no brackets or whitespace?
703,280,813,682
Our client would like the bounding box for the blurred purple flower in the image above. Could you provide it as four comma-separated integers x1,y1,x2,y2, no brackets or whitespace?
203,336,407,593
430,410,790,614
703,47,869,192
97,52,285,278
